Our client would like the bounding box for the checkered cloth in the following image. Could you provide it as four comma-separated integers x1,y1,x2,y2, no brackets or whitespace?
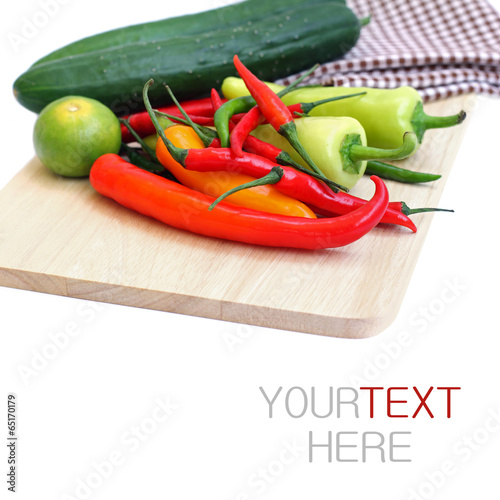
278,0,500,101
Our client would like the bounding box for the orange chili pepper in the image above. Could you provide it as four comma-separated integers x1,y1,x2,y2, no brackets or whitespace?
155,123,316,219
90,155,389,250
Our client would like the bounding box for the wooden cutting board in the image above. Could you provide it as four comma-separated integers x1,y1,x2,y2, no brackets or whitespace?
0,95,473,338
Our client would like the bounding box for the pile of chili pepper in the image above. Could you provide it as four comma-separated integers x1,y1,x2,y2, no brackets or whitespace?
89,55,453,250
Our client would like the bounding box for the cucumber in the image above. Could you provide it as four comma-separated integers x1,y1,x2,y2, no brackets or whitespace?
32,0,345,66
14,2,362,115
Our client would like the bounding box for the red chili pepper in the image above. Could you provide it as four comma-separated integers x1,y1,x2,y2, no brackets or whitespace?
241,134,294,162
232,54,324,178
180,146,416,232
122,111,214,142
238,136,417,229
230,106,266,157
210,88,224,114
90,154,389,249
233,56,292,130
121,97,218,142
202,132,426,229
229,93,366,157
161,112,214,126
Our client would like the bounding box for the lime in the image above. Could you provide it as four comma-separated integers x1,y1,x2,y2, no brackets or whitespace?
33,96,121,177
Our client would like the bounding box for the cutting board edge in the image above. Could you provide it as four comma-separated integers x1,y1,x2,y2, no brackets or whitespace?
0,266,400,338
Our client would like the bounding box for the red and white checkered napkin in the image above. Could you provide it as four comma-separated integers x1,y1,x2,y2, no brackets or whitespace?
279,0,500,101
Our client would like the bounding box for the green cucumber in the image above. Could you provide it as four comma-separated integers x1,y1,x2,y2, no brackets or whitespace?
32,0,345,66
14,2,361,115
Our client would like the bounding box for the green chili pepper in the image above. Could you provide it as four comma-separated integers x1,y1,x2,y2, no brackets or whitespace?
221,77,466,152
252,116,418,189
365,161,441,184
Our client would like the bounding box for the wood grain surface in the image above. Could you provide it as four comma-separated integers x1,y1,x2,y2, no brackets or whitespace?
0,94,474,338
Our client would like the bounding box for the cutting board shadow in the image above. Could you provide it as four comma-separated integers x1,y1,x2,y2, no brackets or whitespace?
0,94,474,338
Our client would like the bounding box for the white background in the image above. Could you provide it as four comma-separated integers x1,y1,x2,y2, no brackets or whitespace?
1,1,500,499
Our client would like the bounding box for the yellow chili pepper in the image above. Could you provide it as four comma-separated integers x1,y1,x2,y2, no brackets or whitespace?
222,77,465,152
253,117,417,190
155,124,316,218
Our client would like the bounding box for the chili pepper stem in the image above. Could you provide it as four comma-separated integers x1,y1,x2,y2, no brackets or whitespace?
342,132,418,174
359,15,371,26
164,85,214,147
142,79,189,167
411,101,466,143
299,92,367,114
276,64,319,98
399,201,454,216
208,166,284,211
157,110,219,142
279,121,326,178
156,110,193,128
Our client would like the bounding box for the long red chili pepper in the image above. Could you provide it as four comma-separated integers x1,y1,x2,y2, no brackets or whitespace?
241,136,419,229
90,154,389,249
181,147,416,232
232,55,324,178
199,133,421,230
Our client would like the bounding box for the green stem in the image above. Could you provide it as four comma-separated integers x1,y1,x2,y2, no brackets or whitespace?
142,79,188,166
340,132,418,175
349,132,418,163
276,151,348,192
278,121,327,180
299,92,366,114
365,160,441,184
411,101,466,143
276,64,319,98
154,114,176,133
156,111,219,139
399,201,454,216
164,85,214,147
360,15,371,26
208,166,284,211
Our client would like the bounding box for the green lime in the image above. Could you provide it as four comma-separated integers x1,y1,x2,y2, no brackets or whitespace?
33,96,121,177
